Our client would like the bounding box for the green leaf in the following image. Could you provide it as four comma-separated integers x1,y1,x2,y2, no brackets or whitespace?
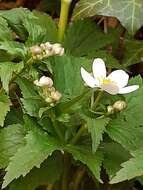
0,62,24,92
16,77,46,117
123,40,143,67
0,124,25,168
0,16,12,41
24,11,58,46
110,148,143,184
2,128,62,188
87,117,109,153
64,19,120,57
103,142,130,179
9,152,63,190
66,145,103,182
0,91,10,126
52,55,91,99
106,118,143,152
73,0,143,35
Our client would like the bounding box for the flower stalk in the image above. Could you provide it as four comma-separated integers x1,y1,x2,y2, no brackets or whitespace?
58,0,72,42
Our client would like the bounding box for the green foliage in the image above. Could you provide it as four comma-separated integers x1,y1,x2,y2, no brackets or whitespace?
0,62,24,92
9,153,63,190
0,124,25,168
2,127,62,188
66,145,103,182
16,77,46,117
0,91,10,127
0,16,12,41
52,55,91,99
110,148,143,184
73,0,143,35
87,117,109,153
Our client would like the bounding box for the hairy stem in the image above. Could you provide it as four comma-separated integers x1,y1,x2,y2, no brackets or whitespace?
93,90,104,110
58,0,72,42
70,125,86,145
47,184,53,190
72,167,86,190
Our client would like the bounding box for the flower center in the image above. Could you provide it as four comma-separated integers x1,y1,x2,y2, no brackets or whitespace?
102,78,112,84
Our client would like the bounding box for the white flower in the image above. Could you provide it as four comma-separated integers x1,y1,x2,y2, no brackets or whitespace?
34,76,53,87
81,58,139,95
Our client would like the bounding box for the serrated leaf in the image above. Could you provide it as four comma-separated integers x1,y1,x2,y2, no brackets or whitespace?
0,62,24,92
66,145,103,182
73,0,143,35
106,118,143,152
2,128,62,188
110,148,143,184
52,55,91,99
0,124,25,168
9,152,63,190
16,77,46,117
24,11,58,46
64,19,120,57
87,117,109,153
0,16,12,41
123,40,143,67
103,142,130,179
0,91,10,126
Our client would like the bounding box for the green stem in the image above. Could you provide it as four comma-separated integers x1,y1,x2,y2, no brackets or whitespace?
58,0,72,42
72,167,86,190
70,125,86,145
61,152,70,190
47,184,53,190
93,90,104,110
52,118,64,142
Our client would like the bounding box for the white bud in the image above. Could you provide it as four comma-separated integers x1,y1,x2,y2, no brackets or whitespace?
34,76,53,87
30,45,42,55
52,43,64,56
45,97,53,103
51,91,62,101
107,105,114,114
113,100,127,112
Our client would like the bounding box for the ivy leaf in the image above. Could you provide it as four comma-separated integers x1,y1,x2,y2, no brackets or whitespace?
2,128,62,188
9,152,63,190
66,145,103,182
0,124,25,168
0,91,10,127
24,11,58,46
52,55,91,99
87,117,109,153
73,0,143,35
16,77,46,117
0,62,24,92
103,142,130,180
110,148,143,184
106,118,143,152
64,19,120,57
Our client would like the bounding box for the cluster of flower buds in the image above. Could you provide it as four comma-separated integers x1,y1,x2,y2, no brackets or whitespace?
107,100,127,114
34,76,62,106
30,42,64,60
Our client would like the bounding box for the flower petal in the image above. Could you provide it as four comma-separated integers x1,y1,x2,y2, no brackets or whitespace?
81,67,97,88
118,85,139,94
92,58,106,78
107,70,129,88
100,83,119,95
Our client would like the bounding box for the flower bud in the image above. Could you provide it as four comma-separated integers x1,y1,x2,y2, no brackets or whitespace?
34,76,53,87
107,105,114,114
113,100,127,112
45,97,53,103
51,91,62,101
30,45,42,55
52,43,64,56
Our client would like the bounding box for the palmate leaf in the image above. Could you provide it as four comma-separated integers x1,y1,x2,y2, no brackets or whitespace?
16,77,46,117
52,55,91,99
87,117,109,153
24,11,58,46
0,124,25,168
0,91,10,127
2,128,62,188
9,153,63,190
110,148,143,184
66,145,103,182
64,19,120,57
0,62,24,92
73,0,143,35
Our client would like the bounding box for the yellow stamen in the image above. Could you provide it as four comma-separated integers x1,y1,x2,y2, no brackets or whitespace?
102,79,111,84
